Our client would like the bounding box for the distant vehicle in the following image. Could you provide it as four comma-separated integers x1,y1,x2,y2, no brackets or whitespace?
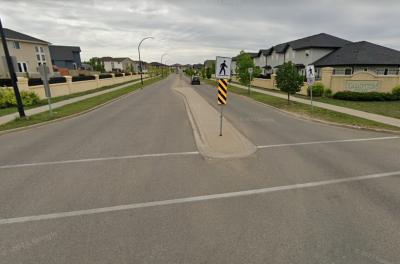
191,76,200,85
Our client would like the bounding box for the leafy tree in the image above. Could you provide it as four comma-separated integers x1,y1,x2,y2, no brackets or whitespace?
201,68,206,79
236,50,257,86
86,57,105,72
275,61,304,102
206,67,212,79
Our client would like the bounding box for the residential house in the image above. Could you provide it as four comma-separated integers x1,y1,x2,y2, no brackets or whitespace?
0,28,53,78
100,57,136,72
49,45,81,70
264,33,351,77
313,41,400,76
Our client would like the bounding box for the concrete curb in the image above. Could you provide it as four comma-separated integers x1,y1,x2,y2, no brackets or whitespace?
173,79,256,159
0,77,162,136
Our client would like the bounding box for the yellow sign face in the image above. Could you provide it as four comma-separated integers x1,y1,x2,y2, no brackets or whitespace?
217,79,228,105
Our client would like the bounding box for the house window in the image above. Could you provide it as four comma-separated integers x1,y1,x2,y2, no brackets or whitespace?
384,69,388,75
292,51,296,59
345,68,352,75
305,50,310,57
17,62,28,73
13,41,20,49
35,46,46,65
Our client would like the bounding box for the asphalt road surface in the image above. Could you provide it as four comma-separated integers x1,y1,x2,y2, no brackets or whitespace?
1,75,400,263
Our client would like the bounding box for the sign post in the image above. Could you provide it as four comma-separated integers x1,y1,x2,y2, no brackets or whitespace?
248,67,253,96
38,65,53,116
306,65,315,111
215,56,232,136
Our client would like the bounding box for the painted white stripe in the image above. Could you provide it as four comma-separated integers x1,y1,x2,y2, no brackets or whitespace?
256,136,400,149
1,170,399,225
0,151,200,169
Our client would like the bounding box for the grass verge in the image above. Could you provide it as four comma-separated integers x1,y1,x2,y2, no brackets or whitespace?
0,77,150,117
0,76,163,131
203,79,400,132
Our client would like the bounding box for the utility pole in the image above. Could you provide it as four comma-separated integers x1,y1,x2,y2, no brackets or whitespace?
137,36,153,88
0,18,25,117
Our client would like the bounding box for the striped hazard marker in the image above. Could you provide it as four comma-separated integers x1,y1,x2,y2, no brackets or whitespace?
217,79,228,105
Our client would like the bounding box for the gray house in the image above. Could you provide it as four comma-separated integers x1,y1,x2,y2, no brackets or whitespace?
264,33,351,76
49,45,82,70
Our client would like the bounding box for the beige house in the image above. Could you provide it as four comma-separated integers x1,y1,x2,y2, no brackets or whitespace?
100,57,141,73
0,28,53,78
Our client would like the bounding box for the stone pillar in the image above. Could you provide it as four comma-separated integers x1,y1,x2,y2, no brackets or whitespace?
16,77,29,91
94,74,100,88
65,76,73,94
271,74,277,89
321,67,334,89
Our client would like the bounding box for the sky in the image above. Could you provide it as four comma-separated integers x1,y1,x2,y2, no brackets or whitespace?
1,0,400,65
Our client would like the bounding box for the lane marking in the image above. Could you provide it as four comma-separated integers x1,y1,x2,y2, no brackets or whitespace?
0,151,200,169
1,170,400,225
256,136,400,149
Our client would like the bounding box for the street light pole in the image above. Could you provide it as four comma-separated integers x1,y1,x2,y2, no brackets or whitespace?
161,53,167,77
138,36,153,87
0,18,25,118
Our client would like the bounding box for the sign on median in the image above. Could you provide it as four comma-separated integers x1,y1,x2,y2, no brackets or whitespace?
215,56,232,79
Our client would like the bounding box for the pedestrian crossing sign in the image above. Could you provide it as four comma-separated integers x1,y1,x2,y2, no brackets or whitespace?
215,56,232,79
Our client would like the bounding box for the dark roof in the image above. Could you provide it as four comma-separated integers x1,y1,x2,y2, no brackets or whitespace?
257,49,272,56
49,45,81,61
4,28,48,44
100,57,132,62
314,41,400,67
271,33,351,53
149,62,167,67
273,43,289,53
289,33,351,50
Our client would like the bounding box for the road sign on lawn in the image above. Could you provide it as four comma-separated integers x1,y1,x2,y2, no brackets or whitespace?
215,56,232,79
306,65,315,85
217,79,228,105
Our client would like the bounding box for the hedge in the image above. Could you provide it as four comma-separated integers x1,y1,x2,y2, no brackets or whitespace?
49,77,66,84
307,83,325,97
125,72,132,76
72,75,96,82
99,74,112,79
0,88,40,108
28,78,43,86
333,91,399,101
0,79,12,87
115,73,123,77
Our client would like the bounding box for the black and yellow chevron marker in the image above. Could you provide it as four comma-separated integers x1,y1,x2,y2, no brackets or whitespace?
217,79,228,105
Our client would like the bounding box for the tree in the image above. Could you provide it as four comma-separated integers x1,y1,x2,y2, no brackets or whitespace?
236,50,256,86
275,61,304,103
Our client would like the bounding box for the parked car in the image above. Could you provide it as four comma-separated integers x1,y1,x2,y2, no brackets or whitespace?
191,76,200,85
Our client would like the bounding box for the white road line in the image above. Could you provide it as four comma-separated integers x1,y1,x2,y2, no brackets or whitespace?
0,151,200,169
256,136,400,149
1,170,400,225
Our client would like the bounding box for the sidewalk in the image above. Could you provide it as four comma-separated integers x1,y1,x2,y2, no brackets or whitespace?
230,82,400,128
0,78,152,126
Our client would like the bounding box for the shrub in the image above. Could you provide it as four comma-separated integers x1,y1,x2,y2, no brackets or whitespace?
392,86,400,99
72,75,95,82
324,88,332,98
99,74,112,79
0,88,39,108
307,83,325,97
115,73,123,77
49,77,66,84
20,90,40,106
28,78,43,86
0,79,12,87
333,91,398,101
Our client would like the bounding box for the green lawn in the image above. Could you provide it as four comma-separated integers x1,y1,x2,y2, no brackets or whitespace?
203,79,400,132
0,77,150,117
0,77,163,131
313,97,400,119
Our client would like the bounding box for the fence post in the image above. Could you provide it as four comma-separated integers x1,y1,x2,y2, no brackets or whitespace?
16,77,29,91
94,74,100,88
